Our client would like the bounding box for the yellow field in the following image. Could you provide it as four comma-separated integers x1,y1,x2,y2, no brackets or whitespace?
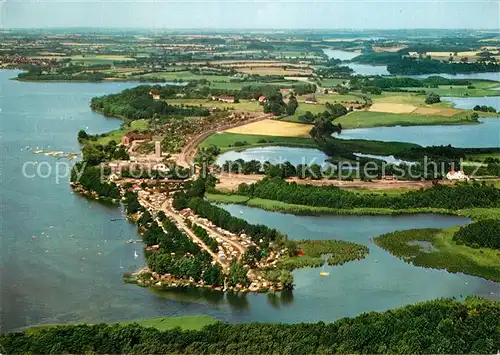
426,51,482,57
225,119,311,137
369,103,417,114
413,107,461,117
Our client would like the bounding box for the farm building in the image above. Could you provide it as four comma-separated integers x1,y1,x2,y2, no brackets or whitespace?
446,170,469,181
149,89,161,100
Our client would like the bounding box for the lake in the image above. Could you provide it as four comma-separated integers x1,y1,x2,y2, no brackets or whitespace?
443,96,500,112
323,49,500,81
215,146,414,166
322,49,389,76
407,72,500,82
215,147,329,166
334,118,500,148
1,69,499,332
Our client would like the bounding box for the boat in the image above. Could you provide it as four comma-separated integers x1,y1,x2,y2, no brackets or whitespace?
319,262,329,276
134,250,139,259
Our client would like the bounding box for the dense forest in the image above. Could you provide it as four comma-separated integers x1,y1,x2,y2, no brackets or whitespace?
453,219,500,249
236,178,500,210
2,297,499,354
90,86,210,121
387,58,500,75
70,163,120,201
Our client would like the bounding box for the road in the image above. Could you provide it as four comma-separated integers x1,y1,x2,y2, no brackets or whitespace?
176,113,272,168
194,221,247,258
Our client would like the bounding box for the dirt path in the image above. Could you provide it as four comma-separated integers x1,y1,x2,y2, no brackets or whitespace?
176,113,272,168
194,222,247,258
215,173,445,192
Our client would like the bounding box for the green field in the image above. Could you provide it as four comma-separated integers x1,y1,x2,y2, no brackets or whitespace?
335,110,476,129
374,227,500,282
200,132,316,152
319,78,349,87
25,315,218,334
314,93,365,104
400,80,500,97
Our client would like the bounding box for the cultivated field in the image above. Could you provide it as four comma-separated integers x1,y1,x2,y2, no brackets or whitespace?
369,103,417,114
225,119,312,137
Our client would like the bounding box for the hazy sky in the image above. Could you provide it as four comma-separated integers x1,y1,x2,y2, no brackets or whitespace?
2,0,499,29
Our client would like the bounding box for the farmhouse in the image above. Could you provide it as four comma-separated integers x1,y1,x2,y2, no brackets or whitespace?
120,131,153,146
258,95,266,103
304,94,318,104
446,170,469,181
213,95,235,103
149,89,161,100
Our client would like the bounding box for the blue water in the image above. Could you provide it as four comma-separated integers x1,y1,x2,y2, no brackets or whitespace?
335,118,500,148
443,96,500,112
1,69,499,332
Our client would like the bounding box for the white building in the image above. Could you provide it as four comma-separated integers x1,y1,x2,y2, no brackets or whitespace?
446,170,469,181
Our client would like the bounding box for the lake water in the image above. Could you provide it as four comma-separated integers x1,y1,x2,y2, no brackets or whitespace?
1,69,499,332
323,49,500,81
215,147,329,166
407,72,500,82
443,96,500,112
322,49,389,76
215,147,414,166
322,49,361,61
335,118,500,148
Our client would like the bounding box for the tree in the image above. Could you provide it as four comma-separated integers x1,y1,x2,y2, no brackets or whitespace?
228,261,248,286
286,95,299,115
77,129,88,141
425,92,441,104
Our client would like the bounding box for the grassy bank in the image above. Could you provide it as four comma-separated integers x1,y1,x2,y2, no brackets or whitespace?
200,132,317,153
335,110,477,129
276,240,369,271
85,119,149,146
374,227,500,282
206,193,500,220
25,315,218,334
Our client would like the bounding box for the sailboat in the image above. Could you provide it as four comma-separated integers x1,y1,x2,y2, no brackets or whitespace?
134,250,139,259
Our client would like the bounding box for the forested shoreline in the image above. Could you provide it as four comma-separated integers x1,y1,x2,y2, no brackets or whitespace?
235,178,500,210
2,297,499,354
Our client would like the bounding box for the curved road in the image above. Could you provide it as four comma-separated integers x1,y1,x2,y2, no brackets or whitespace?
177,113,273,167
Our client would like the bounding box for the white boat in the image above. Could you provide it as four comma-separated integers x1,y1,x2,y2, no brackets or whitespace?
134,250,139,259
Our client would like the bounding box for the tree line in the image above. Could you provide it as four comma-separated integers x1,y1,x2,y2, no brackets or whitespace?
453,219,500,249
2,297,498,354
387,58,500,75
236,178,500,210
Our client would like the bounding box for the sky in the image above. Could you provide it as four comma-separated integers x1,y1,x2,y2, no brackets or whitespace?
2,0,499,30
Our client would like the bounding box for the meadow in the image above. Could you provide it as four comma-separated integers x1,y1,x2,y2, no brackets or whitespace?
374,227,500,282
24,315,218,334
335,110,476,129
199,132,316,152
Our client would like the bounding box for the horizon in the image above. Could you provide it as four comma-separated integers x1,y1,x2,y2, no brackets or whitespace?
3,0,499,30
